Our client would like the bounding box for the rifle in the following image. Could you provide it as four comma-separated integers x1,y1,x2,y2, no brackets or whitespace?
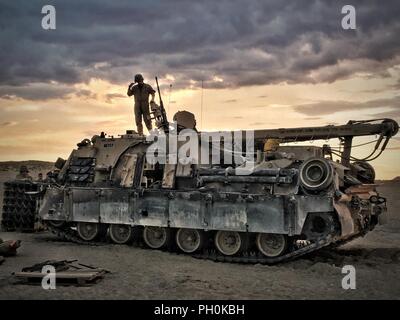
21,259,77,272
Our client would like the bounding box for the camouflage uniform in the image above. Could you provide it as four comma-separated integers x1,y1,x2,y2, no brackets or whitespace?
16,166,33,181
127,75,155,135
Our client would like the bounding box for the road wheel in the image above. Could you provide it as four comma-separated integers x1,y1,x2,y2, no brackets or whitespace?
77,222,104,241
176,228,204,253
109,224,134,244
143,226,171,249
256,233,287,258
215,230,242,256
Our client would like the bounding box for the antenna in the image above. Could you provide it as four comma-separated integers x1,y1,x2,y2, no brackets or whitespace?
155,76,163,106
168,84,172,118
200,80,204,130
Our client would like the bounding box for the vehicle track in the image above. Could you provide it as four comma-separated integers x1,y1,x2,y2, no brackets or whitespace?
45,222,362,265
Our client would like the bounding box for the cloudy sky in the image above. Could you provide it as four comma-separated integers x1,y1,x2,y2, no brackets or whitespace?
0,0,399,178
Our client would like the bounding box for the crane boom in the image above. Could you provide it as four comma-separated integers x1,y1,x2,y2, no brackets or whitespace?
203,118,398,167
252,119,398,142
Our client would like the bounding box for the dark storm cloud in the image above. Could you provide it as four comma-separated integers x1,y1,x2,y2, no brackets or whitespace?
389,79,400,90
1,121,18,127
105,93,126,103
370,108,400,119
0,0,400,97
76,89,97,99
292,96,400,116
0,83,74,101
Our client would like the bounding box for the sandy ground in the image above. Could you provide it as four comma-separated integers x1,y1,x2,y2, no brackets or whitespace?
0,162,399,300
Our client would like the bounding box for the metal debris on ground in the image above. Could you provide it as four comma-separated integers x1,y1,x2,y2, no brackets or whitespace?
13,260,110,286
0,238,21,257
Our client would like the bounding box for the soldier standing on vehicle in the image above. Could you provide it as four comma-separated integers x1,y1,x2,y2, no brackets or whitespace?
16,165,33,181
127,74,156,135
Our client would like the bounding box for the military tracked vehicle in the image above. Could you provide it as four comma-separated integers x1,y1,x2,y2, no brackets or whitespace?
3,79,399,263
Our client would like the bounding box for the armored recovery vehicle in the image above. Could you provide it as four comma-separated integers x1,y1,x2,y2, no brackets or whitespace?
34,80,399,263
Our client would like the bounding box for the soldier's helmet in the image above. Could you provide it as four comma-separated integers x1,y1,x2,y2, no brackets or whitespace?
20,165,29,173
134,74,144,83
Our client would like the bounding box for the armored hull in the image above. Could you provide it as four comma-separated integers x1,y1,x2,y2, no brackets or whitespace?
32,116,397,263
